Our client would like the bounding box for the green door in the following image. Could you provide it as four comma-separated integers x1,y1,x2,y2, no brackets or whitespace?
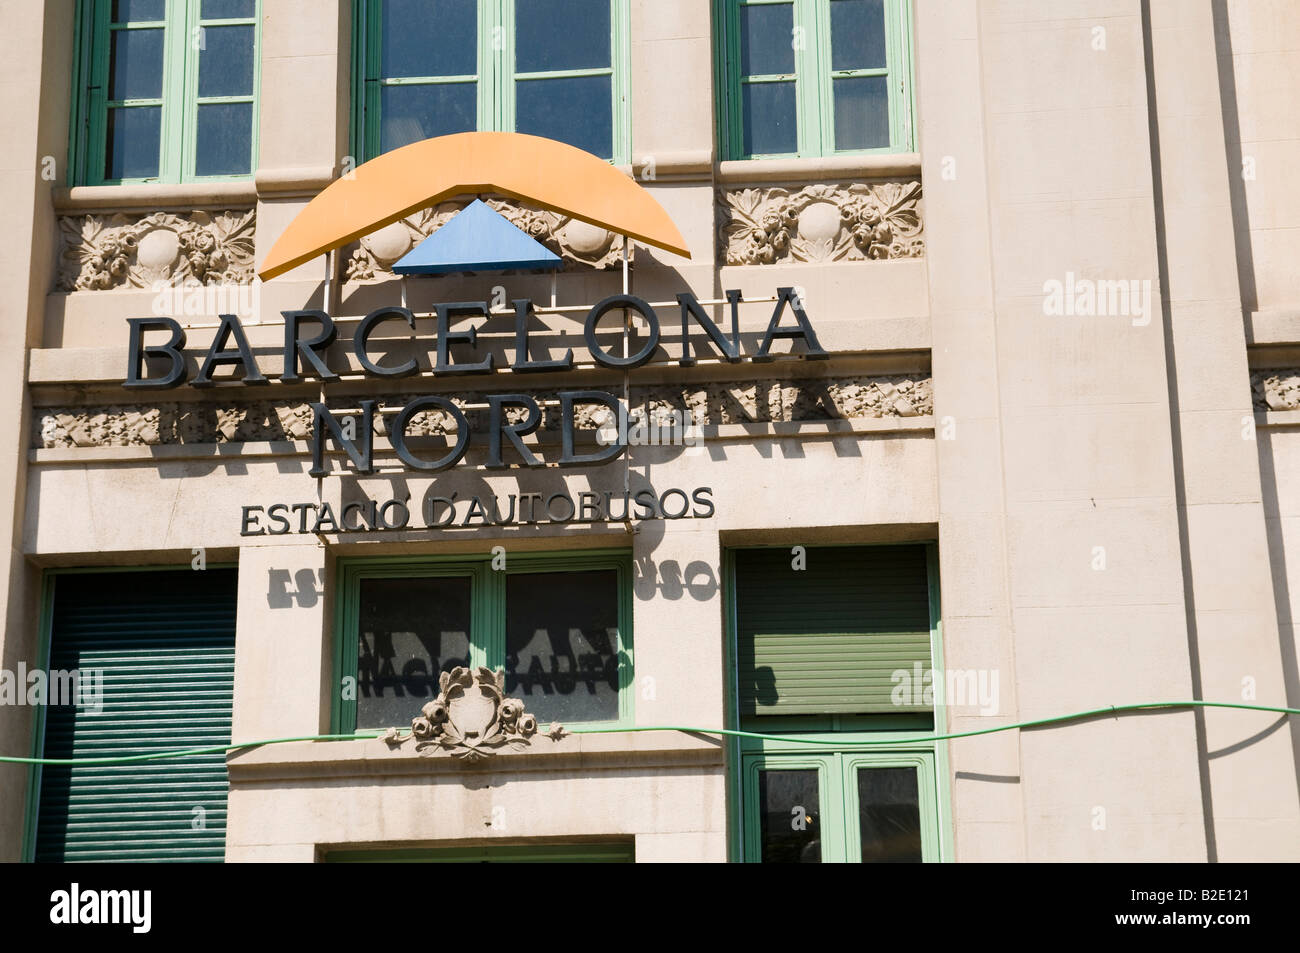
31,568,238,862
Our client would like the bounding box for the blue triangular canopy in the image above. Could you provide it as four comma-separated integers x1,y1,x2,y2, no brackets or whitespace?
393,199,562,274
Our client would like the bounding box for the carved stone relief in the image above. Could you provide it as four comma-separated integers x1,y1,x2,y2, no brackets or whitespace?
34,374,933,449
1252,370,1300,412
379,667,565,761
344,196,628,282
57,209,256,291
717,180,923,265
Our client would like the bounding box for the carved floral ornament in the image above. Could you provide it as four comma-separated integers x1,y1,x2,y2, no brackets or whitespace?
34,375,934,450
57,209,256,292
380,666,565,762
345,196,628,282
717,180,923,265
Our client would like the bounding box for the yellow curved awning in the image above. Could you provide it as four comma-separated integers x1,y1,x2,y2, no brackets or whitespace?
258,132,691,280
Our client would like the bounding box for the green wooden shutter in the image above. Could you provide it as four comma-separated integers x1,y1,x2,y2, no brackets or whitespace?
736,545,932,716
34,569,238,862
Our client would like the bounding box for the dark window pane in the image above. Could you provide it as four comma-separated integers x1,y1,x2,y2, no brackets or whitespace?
741,80,796,155
505,570,620,724
195,102,253,175
356,576,473,730
739,2,793,75
515,74,612,158
112,0,164,22
857,767,923,862
105,106,161,179
831,0,886,70
379,82,477,152
198,25,254,97
382,0,477,78
108,27,164,100
758,769,821,863
833,74,889,150
515,0,610,73
202,0,255,18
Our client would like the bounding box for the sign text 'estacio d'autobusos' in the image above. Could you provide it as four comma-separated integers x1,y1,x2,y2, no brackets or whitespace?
123,288,826,476
239,486,716,537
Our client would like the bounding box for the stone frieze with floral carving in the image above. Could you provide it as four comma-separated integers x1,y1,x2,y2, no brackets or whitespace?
33,375,934,449
57,209,255,291
717,180,923,265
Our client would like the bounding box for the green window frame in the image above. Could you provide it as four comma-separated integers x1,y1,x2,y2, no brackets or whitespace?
714,0,915,160
723,543,952,863
334,550,634,734
69,0,262,186
740,749,941,862
351,0,631,164
325,842,634,862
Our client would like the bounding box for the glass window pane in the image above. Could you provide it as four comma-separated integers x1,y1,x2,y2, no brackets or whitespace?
515,0,610,73
833,74,889,150
857,767,923,862
831,0,887,70
202,0,255,18
198,25,254,98
515,74,612,159
758,769,821,862
505,570,620,724
105,106,161,179
112,0,164,22
379,82,477,152
739,2,794,75
741,80,796,155
195,102,253,175
382,0,477,78
108,27,164,100
356,576,473,729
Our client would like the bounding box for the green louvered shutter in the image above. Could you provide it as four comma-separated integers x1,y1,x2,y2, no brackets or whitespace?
736,545,932,716
34,569,238,862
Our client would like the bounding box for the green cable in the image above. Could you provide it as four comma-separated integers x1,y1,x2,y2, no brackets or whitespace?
2,700,1296,767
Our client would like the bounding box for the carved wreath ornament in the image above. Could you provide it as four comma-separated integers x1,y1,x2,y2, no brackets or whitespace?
717,181,923,265
379,666,565,762
57,209,256,291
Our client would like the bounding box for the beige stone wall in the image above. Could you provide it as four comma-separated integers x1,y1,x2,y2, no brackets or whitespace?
1224,0,1300,838
1220,0,1300,315
918,0,1299,861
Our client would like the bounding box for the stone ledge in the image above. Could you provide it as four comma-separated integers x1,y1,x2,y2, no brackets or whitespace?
54,181,257,211
1257,410,1300,429
635,150,715,180
226,731,725,783
52,165,338,211
1246,309,1300,347
718,152,922,183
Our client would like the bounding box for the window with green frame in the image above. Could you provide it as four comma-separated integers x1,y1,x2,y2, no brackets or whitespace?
715,0,914,159
70,0,261,185
725,543,949,863
335,551,633,733
352,0,630,163
325,842,634,862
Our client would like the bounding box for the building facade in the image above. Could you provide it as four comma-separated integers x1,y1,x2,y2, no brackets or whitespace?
1,0,1299,862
